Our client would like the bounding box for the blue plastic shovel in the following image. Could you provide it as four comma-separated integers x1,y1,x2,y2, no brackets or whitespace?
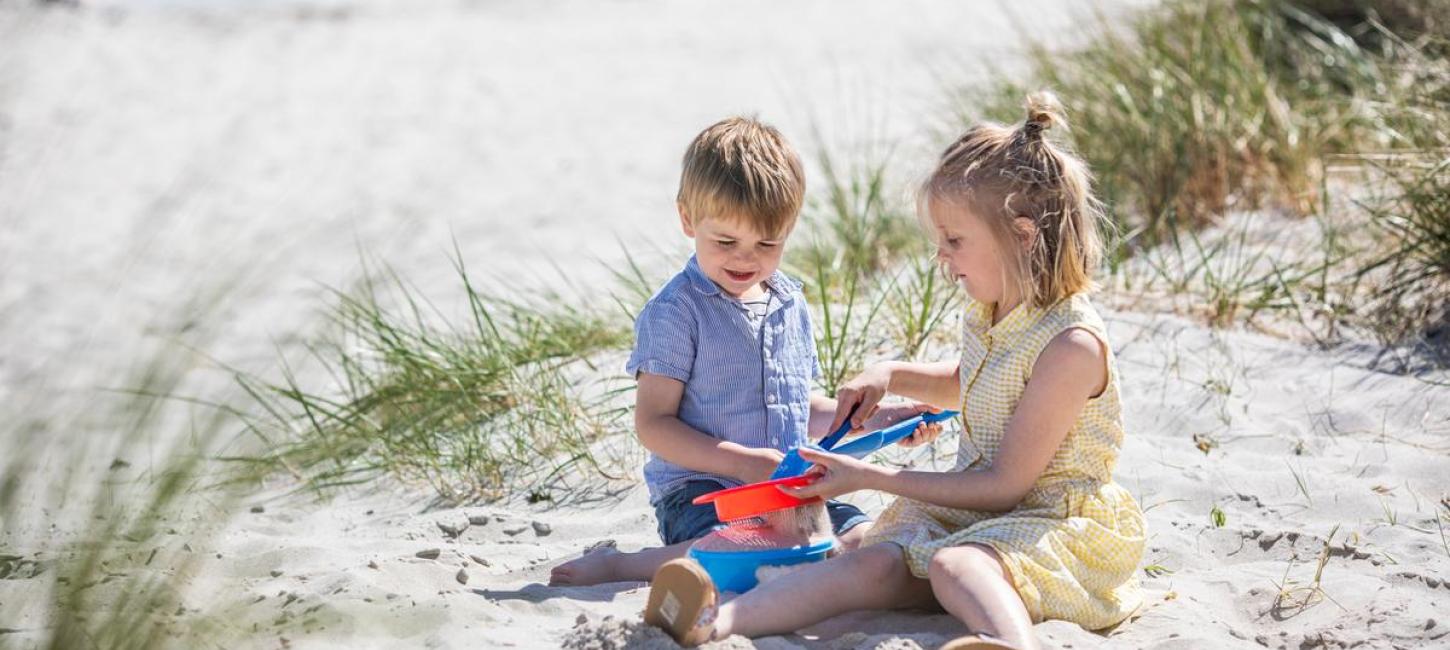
769,408,960,480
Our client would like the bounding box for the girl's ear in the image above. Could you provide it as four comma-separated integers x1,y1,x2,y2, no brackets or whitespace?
1012,215,1038,251
678,203,696,238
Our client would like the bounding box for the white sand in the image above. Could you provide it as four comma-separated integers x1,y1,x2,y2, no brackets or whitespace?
3,1,1448,648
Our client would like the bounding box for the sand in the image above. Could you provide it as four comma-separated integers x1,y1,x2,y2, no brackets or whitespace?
3,0,1447,648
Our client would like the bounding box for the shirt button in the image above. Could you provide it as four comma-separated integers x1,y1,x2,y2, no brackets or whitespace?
766,394,776,404
771,437,779,445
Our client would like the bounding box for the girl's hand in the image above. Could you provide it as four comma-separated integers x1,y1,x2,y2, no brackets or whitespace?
777,446,884,501
828,364,894,434
861,401,946,448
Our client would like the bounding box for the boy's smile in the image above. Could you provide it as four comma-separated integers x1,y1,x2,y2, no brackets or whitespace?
680,210,792,300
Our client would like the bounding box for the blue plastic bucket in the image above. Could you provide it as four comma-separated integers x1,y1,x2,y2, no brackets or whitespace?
687,538,836,593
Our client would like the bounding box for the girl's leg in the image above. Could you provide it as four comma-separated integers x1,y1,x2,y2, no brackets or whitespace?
549,541,692,586
927,544,1039,650
712,543,937,638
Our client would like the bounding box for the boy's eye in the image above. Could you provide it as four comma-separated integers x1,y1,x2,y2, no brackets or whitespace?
757,242,778,249
944,237,962,248
717,240,736,248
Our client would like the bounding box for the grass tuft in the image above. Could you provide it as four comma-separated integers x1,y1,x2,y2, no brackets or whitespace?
229,251,634,504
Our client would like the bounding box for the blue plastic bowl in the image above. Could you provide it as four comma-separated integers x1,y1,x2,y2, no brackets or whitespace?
687,538,836,593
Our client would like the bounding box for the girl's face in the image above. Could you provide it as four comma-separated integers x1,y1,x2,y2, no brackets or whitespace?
681,211,789,299
930,199,1017,308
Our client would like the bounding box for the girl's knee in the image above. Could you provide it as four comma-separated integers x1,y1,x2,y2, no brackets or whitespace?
846,543,913,584
927,544,1008,584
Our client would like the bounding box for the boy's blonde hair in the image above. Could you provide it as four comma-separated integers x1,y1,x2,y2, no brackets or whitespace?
923,92,1106,309
677,116,805,238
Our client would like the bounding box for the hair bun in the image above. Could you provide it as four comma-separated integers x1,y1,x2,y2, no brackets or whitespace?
1023,91,1066,138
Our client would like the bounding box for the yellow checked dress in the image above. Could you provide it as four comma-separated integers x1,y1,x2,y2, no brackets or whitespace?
862,293,1145,630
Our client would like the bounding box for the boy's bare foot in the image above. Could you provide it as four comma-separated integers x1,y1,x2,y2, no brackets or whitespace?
548,539,619,586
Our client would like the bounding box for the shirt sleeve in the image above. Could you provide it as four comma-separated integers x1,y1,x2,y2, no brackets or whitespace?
803,303,822,380
624,297,696,382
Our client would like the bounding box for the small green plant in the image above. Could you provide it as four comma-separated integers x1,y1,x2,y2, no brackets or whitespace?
1269,524,1346,617
1286,460,1314,506
1144,563,1176,578
1210,504,1228,528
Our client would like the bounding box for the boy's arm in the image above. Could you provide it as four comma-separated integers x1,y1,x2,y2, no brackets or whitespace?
635,372,783,485
806,394,839,439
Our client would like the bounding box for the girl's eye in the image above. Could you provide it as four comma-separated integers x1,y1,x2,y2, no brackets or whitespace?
717,240,736,248
944,237,962,248
757,242,778,249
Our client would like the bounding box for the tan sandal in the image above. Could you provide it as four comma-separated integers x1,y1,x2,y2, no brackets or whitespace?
643,559,718,646
938,633,1019,650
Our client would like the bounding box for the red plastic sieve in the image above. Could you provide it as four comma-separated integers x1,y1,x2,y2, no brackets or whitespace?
691,475,820,522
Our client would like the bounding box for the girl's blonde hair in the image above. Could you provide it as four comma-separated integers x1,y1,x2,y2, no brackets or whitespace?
923,92,1106,309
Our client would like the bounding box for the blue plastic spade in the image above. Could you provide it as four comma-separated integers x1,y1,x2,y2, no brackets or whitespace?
828,409,959,459
769,408,959,479
769,404,858,480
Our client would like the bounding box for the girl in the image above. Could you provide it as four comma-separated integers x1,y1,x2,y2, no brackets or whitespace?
640,93,1145,650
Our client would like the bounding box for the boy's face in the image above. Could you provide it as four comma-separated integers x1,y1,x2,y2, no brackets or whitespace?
680,208,792,299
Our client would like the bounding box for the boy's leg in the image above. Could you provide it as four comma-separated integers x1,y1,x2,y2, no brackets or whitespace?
711,543,937,638
550,540,693,586
552,480,721,587
928,544,1039,650
825,500,871,552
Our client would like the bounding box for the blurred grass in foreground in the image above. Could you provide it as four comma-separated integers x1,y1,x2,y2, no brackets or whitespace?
1,311,254,648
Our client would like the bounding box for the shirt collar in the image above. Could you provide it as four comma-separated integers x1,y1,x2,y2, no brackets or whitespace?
964,297,1043,346
684,255,798,304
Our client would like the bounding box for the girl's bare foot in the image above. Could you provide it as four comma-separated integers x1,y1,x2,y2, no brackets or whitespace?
643,559,718,646
548,539,619,586
939,634,1019,650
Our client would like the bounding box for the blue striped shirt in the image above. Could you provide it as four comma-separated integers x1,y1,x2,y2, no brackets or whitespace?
626,255,820,504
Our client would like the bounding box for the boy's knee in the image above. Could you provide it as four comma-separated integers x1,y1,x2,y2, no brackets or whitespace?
835,524,869,552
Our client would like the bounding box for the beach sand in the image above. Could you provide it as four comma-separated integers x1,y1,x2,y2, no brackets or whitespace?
2,1,1447,648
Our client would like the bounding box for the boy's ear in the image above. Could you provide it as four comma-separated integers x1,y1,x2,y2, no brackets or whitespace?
678,203,696,238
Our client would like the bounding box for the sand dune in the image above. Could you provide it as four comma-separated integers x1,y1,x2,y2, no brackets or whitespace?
2,1,1446,648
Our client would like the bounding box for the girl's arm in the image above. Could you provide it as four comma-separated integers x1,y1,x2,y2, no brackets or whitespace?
827,360,961,432
790,329,1108,512
635,373,783,485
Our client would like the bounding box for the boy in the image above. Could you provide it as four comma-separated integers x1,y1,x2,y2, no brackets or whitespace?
550,116,936,587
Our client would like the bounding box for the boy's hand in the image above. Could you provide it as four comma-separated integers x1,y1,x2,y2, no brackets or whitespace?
828,363,894,433
862,401,945,448
739,447,786,484
778,446,883,500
